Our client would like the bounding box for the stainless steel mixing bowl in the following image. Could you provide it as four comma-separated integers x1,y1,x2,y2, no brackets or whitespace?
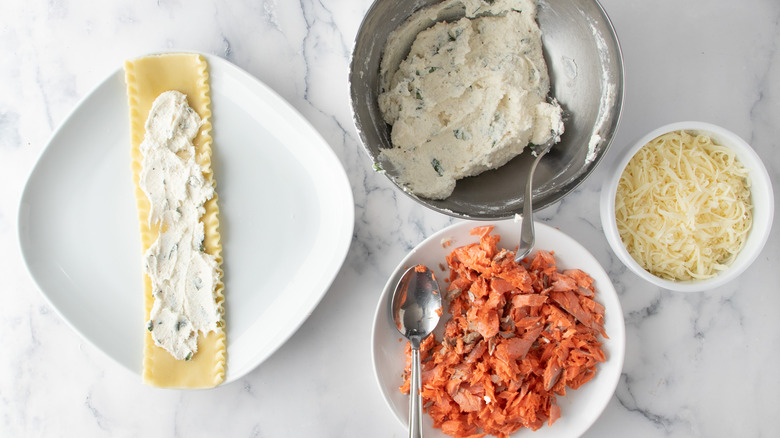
349,0,624,219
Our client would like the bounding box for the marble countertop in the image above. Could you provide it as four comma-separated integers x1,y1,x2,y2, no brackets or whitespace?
2,0,778,436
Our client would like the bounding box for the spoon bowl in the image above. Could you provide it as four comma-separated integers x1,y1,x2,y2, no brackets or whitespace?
391,265,442,438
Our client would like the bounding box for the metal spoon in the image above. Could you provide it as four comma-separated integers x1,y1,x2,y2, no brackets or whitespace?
391,265,442,438
515,139,555,263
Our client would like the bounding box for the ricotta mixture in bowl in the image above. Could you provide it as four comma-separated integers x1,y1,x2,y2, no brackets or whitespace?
378,0,563,200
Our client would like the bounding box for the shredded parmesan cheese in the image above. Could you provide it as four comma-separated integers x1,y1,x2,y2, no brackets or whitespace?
615,130,753,281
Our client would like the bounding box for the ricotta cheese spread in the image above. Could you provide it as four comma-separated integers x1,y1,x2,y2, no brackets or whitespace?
377,0,563,200
139,90,221,361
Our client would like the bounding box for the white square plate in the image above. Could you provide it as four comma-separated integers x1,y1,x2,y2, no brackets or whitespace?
18,52,354,384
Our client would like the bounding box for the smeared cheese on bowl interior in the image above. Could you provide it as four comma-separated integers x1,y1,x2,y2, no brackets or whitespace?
377,0,563,200
139,90,221,361
615,130,753,281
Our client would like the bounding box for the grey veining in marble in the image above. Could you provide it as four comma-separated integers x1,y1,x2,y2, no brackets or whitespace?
1,0,778,437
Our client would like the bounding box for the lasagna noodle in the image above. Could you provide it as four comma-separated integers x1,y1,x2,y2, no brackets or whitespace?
125,53,226,388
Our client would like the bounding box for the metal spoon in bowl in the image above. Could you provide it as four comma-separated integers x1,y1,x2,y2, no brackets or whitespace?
515,138,555,263
391,265,442,438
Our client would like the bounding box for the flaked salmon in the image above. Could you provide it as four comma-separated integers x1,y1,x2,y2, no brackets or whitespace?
400,226,607,437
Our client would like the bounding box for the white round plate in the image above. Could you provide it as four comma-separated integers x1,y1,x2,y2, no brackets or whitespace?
371,219,625,437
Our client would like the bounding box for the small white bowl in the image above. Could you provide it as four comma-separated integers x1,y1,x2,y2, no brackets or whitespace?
600,121,774,292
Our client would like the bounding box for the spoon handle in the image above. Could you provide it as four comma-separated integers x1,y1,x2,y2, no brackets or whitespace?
516,140,554,262
409,345,423,438
517,180,536,260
